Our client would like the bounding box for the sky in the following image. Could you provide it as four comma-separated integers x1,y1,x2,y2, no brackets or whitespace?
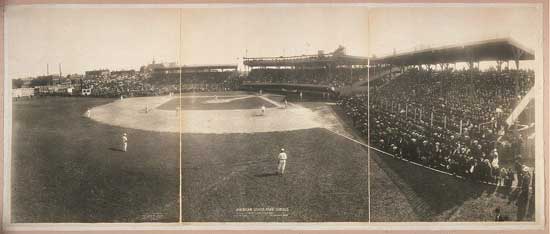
6,4,543,79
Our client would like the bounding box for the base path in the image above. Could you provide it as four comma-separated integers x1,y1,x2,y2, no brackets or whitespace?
89,95,329,134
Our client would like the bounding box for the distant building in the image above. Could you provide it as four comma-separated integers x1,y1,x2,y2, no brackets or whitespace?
140,59,177,73
111,69,136,77
85,69,110,79
12,88,35,98
31,75,65,87
67,74,84,80
35,84,75,95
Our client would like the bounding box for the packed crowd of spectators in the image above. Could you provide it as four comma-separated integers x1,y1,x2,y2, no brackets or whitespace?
150,71,243,93
247,67,370,88
82,72,156,97
23,69,243,98
338,67,535,190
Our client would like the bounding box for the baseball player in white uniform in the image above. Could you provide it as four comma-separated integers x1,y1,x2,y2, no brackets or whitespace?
122,133,128,152
86,109,91,117
277,148,287,175
261,105,266,116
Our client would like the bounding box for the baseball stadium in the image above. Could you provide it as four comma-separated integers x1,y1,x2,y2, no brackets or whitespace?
10,37,538,224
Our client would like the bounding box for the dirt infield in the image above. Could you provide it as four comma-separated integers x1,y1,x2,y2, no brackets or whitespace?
89,94,329,134
157,95,277,110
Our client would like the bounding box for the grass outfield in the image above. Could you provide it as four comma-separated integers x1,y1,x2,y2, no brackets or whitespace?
12,97,369,222
181,128,369,222
12,97,179,222
370,150,536,222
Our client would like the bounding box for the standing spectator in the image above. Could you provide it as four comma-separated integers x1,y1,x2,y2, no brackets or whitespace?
505,169,515,188
521,167,531,192
515,159,524,187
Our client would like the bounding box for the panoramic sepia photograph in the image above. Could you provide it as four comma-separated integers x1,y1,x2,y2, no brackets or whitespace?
4,3,544,226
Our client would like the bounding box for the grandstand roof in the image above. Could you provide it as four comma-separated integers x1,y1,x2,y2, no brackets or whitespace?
372,38,535,66
243,38,533,68
154,64,238,72
243,54,369,67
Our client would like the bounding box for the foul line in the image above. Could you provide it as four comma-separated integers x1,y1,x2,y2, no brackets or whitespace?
323,128,521,189
258,95,283,108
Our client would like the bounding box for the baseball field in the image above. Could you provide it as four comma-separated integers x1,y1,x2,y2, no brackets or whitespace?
10,92,535,223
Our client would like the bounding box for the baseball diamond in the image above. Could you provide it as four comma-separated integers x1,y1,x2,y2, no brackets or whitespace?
7,6,541,226
11,92,534,222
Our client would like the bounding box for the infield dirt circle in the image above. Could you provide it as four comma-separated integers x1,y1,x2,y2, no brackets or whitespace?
88,94,336,134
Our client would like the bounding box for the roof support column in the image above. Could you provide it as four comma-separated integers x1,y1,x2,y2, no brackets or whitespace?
496,60,504,72
350,64,353,84
512,47,524,70
465,47,475,71
467,60,474,70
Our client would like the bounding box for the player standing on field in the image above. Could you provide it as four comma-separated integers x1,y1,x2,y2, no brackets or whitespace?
122,133,128,152
261,105,266,116
277,148,287,175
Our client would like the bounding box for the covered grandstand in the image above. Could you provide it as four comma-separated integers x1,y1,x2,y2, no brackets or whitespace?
243,46,373,91
244,38,537,191
372,38,534,69
338,38,536,198
243,38,534,94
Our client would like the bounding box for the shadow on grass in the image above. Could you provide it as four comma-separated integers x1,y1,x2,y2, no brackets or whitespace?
108,147,124,152
371,151,534,221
